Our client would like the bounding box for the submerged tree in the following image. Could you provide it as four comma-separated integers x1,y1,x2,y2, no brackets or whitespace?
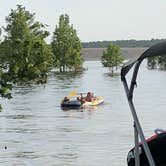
147,55,166,70
147,57,157,69
101,42,124,74
0,28,12,110
1,5,53,82
157,56,166,69
51,14,83,72
0,28,1,41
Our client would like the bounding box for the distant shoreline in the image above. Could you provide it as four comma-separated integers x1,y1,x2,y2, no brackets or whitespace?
81,47,148,61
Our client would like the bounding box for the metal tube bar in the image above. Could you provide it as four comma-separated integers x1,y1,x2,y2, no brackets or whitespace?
134,123,140,166
129,60,142,98
122,78,155,166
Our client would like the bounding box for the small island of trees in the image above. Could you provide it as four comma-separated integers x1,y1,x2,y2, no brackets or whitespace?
51,14,83,72
101,42,124,74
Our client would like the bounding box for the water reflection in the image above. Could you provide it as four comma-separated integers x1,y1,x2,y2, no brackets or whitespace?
54,152,78,160
5,114,33,120
14,151,39,159
103,72,120,78
103,72,120,80
2,61,166,165
61,106,99,112
13,84,42,95
57,127,81,133
6,128,37,133
54,70,84,81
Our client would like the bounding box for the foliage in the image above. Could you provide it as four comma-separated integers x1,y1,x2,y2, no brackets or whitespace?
0,28,12,110
0,4,54,109
0,54,12,110
147,57,158,69
0,5,54,83
157,56,166,70
82,39,166,48
51,14,83,72
147,55,166,70
101,42,124,74
0,28,1,41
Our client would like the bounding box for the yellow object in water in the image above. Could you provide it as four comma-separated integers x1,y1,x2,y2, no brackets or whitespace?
70,91,77,97
82,96,104,107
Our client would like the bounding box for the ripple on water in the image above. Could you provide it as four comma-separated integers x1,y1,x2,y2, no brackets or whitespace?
0,61,166,165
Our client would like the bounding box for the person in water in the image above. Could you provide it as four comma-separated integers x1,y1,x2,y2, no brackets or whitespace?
63,96,70,102
77,93,86,104
85,92,95,102
77,92,96,103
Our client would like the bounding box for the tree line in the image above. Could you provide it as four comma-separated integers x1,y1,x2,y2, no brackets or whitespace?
82,39,166,48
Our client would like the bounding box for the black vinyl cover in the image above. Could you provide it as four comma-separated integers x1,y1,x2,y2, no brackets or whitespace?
127,133,166,166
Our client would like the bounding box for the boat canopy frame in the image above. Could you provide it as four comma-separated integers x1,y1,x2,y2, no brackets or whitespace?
121,41,166,166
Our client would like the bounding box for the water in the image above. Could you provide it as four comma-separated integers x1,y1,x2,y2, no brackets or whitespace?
1,60,166,166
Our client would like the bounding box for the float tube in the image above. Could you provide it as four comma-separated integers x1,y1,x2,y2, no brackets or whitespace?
127,131,166,166
61,100,81,109
61,96,104,109
82,96,104,107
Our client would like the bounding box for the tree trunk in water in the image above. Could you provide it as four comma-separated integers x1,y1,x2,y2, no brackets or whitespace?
62,65,65,72
111,67,114,75
116,64,118,70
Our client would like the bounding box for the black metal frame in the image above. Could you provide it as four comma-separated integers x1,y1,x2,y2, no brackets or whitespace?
121,41,166,166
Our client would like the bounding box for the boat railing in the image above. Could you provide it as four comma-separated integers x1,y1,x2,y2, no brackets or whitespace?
121,41,166,166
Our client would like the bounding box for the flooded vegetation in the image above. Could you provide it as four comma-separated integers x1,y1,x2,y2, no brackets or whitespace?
1,61,166,165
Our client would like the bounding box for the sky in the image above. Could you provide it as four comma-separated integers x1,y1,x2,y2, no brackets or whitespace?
0,0,166,42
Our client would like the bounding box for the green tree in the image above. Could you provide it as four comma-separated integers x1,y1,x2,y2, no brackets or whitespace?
0,29,12,110
157,56,166,70
147,56,166,70
1,5,53,82
0,28,1,41
101,42,124,74
147,57,157,69
51,14,82,72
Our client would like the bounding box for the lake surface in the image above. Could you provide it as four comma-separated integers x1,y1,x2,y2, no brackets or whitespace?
1,60,166,166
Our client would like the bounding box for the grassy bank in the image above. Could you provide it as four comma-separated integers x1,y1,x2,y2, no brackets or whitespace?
81,47,147,61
